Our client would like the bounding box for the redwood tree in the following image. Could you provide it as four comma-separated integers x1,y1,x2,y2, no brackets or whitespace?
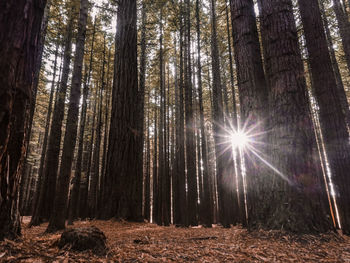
0,0,47,240
256,0,332,233
101,0,143,221
298,0,350,234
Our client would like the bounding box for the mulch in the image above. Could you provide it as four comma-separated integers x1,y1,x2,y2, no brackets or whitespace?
0,217,349,262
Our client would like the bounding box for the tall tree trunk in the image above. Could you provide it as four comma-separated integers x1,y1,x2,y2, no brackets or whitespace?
174,24,187,226
139,0,148,221
184,0,198,227
196,0,212,227
89,36,106,218
230,0,268,228
34,8,74,223
0,0,47,240
68,19,96,225
26,0,52,147
256,0,332,233
298,0,350,234
47,0,89,232
210,0,232,228
30,35,60,225
101,0,143,221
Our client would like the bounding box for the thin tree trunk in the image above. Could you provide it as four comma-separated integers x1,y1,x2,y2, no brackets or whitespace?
30,35,60,225
68,19,96,225
47,0,89,232
185,0,198,227
35,8,74,223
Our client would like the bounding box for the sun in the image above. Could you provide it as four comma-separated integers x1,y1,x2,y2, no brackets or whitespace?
230,131,249,149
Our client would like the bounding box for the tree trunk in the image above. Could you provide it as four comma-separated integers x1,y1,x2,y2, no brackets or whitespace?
298,0,350,234
229,0,268,228
0,0,47,240
101,0,143,221
34,8,74,223
320,0,350,127
68,19,96,225
30,34,60,226
256,0,332,233
196,0,212,227
184,0,198,227
47,0,88,232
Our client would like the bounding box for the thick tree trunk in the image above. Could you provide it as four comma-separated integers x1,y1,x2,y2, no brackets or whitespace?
256,0,332,233
0,0,47,240
229,0,268,228
101,0,143,221
298,0,350,234
47,0,88,232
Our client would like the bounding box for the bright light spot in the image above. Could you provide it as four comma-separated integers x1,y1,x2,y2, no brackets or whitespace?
230,131,249,149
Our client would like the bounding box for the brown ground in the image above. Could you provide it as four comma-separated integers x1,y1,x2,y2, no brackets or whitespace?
1,217,350,262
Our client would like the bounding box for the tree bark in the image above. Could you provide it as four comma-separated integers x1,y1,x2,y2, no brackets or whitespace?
298,0,350,234
256,0,332,233
230,0,268,228
0,0,47,240
101,0,143,221
333,0,350,74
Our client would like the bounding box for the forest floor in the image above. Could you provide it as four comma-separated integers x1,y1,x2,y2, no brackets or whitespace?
0,217,350,262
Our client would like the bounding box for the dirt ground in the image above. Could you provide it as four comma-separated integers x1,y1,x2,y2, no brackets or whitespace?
1,217,350,262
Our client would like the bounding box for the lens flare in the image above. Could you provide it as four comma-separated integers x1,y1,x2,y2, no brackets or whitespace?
230,131,249,149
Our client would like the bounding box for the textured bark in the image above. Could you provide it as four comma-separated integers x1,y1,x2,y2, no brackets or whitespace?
319,0,350,127
101,0,143,221
299,0,350,234
68,19,96,225
0,0,47,240
47,0,89,232
333,0,350,74
230,0,268,228
256,0,332,233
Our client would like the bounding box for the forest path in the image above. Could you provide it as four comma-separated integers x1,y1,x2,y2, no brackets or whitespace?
0,218,349,262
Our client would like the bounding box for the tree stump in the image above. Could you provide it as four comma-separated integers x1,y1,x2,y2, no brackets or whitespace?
57,226,107,255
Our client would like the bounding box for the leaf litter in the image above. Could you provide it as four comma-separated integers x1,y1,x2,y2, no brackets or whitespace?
1,217,350,262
